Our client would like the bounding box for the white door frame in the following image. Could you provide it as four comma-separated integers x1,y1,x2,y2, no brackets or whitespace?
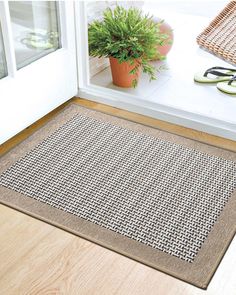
0,1,17,78
0,1,77,144
74,1,236,141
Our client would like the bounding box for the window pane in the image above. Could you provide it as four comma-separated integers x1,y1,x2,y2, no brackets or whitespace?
9,1,61,69
0,22,7,79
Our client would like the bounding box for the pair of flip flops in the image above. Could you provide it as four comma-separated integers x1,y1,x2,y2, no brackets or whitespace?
194,66,236,95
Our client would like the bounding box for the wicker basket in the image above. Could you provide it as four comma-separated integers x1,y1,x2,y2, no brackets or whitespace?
197,1,236,65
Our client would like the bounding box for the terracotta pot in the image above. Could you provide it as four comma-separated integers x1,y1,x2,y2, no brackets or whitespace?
109,57,141,88
152,17,174,60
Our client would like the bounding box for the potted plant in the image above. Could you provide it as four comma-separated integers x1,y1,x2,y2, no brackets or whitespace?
88,6,168,88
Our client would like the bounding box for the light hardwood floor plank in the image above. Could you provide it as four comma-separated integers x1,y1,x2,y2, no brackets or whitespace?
0,98,235,295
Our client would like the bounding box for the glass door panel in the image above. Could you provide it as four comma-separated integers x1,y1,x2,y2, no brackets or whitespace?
9,1,61,69
0,22,7,79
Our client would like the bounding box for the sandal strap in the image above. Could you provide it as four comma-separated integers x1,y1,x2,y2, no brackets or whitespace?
204,66,236,77
228,75,236,85
208,66,236,71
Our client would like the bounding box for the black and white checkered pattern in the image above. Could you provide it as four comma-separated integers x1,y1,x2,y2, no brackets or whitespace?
1,114,236,262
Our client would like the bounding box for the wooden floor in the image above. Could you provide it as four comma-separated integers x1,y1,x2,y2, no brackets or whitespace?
0,98,236,295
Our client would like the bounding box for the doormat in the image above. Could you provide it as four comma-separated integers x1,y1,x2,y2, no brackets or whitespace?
0,103,236,289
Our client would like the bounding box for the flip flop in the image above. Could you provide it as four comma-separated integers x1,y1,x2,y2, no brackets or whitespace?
194,66,236,83
217,76,236,95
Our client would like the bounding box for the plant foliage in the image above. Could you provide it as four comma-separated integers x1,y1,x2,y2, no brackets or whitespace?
88,6,168,87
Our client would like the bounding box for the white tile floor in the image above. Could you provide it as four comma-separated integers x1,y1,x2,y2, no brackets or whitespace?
91,60,171,99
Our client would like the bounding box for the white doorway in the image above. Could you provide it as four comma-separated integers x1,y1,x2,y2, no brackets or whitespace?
76,0,236,141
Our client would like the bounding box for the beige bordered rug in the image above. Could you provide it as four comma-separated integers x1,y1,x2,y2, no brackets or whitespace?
0,103,236,289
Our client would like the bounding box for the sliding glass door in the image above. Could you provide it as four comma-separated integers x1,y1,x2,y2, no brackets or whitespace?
0,1,77,144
